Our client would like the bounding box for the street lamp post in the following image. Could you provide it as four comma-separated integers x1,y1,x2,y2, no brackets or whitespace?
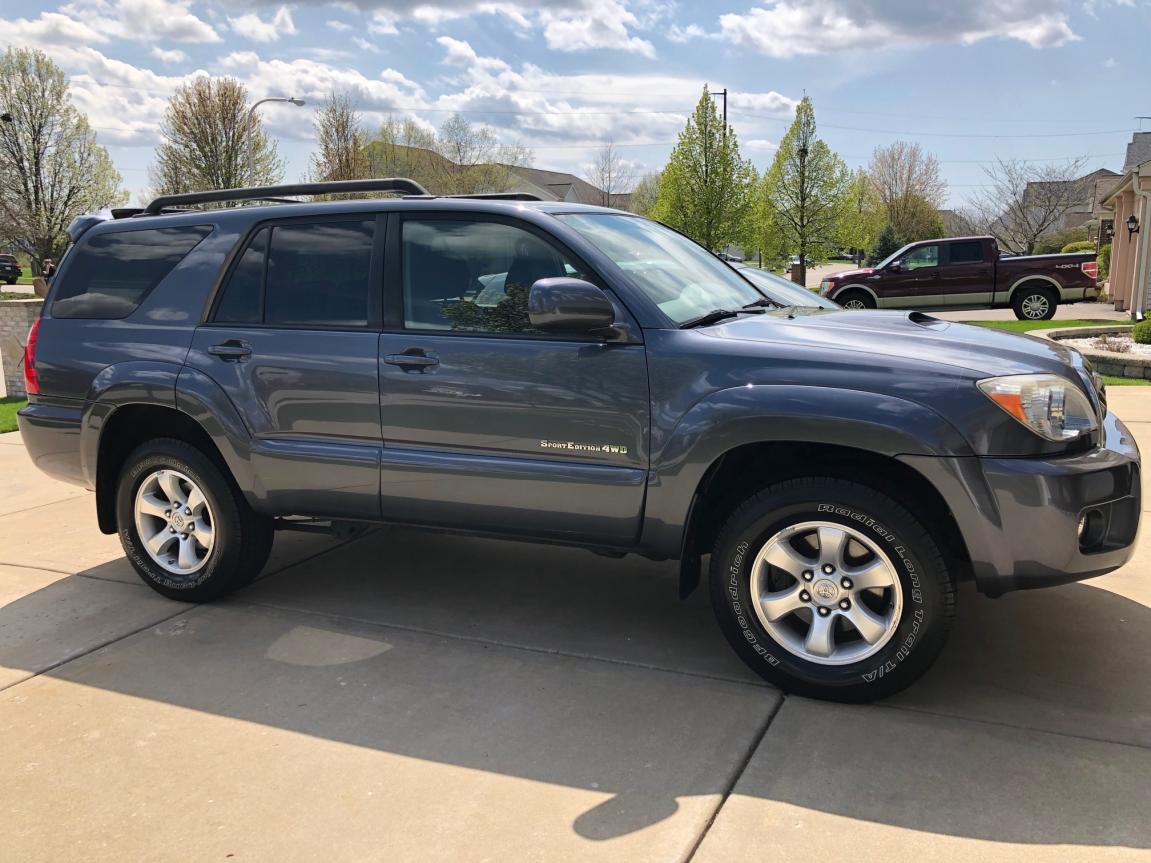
246,96,305,186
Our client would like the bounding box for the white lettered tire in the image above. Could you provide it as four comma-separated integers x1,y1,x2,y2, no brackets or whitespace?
710,477,955,701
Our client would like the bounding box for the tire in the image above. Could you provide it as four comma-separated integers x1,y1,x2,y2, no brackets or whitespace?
4,278,15,285
709,477,955,702
116,438,273,602
1011,285,1057,320
836,289,875,310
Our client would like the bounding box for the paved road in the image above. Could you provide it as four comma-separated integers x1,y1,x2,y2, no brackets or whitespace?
1,392,1149,861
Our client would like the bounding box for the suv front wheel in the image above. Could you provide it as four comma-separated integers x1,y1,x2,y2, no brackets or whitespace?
710,477,955,701
116,438,273,601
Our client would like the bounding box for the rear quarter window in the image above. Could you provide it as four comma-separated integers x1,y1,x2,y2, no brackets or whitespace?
51,225,212,319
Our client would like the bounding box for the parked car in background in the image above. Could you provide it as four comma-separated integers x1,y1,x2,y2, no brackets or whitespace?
18,180,1141,703
735,264,841,309
785,255,814,273
0,254,22,285
716,251,745,263
819,236,1098,320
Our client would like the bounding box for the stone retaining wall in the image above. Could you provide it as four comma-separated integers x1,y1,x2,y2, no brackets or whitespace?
0,299,44,398
1036,325,1151,381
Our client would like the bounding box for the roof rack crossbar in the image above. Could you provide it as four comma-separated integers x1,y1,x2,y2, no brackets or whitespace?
144,178,432,214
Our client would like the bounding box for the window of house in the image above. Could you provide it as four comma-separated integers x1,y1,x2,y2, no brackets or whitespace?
213,220,374,327
402,219,589,334
52,225,212,319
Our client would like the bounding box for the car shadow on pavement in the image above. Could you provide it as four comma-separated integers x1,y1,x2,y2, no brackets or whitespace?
1,528,1150,851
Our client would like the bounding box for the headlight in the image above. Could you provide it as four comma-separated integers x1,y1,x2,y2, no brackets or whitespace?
819,279,831,295
977,374,1098,442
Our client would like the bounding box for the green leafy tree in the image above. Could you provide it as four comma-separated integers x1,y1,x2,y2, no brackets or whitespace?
0,48,124,269
652,86,757,251
838,168,884,266
760,96,850,284
867,224,901,265
627,171,661,216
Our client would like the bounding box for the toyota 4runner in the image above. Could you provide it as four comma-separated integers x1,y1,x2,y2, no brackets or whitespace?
17,179,1142,701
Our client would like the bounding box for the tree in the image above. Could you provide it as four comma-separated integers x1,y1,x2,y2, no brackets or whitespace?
308,92,368,192
652,85,757,251
866,224,902,266
364,115,439,190
868,142,946,243
150,77,283,197
759,96,850,284
427,113,531,195
0,48,124,270
627,171,661,216
584,140,636,206
838,168,884,266
967,157,1088,255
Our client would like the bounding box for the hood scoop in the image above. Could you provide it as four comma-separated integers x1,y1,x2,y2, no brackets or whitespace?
907,311,950,330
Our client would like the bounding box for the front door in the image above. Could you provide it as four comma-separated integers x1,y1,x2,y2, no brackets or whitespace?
877,243,942,309
377,215,648,546
187,216,384,519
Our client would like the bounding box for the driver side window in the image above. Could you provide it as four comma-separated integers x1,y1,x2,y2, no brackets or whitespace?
401,219,589,334
901,245,939,271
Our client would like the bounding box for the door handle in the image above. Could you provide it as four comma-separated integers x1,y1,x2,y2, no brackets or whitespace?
384,352,440,370
207,340,252,360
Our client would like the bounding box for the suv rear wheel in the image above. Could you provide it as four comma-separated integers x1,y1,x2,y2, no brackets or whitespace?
1012,285,1057,320
709,477,955,701
116,438,273,601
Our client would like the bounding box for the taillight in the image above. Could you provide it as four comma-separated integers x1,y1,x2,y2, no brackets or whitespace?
1081,261,1098,279
23,318,40,395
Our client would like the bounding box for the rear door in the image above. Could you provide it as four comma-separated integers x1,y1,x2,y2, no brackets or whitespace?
186,215,384,519
940,239,994,306
877,243,943,309
376,214,649,546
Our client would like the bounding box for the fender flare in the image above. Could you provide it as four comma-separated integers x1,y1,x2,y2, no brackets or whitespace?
1008,274,1061,298
829,282,879,304
640,384,974,562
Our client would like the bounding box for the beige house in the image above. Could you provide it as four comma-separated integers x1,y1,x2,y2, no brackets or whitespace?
1097,133,1151,318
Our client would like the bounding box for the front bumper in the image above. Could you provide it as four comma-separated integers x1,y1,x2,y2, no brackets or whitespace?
901,410,1141,594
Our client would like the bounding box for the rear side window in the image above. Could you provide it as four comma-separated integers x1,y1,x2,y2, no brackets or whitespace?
214,220,374,327
51,226,211,319
947,241,983,265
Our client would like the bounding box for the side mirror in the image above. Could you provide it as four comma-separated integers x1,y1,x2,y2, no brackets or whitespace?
528,278,615,334
886,260,902,272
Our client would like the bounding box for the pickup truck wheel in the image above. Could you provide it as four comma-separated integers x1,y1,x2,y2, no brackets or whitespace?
709,477,955,701
837,290,874,310
115,438,273,602
1012,286,1057,320
4,278,15,286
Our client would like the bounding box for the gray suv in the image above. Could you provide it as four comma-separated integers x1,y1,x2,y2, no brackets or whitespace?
17,179,1142,701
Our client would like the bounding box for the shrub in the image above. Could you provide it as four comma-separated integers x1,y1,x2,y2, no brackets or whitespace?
1033,226,1089,255
1097,243,1112,283
1133,320,1151,345
1061,240,1096,254
1093,334,1131,353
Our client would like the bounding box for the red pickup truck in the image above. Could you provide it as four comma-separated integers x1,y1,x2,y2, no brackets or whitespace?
819,236,1099,320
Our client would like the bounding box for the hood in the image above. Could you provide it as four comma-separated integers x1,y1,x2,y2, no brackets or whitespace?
700,308,1085,379
823,267,874,281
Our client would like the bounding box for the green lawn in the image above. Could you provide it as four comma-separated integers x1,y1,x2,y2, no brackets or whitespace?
0,397,26,434
969,319,1117,334
1102,376,1150,387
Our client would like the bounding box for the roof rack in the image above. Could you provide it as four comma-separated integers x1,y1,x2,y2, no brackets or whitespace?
143,178,433,214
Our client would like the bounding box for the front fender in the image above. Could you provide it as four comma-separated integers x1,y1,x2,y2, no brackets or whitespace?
639,384,975,559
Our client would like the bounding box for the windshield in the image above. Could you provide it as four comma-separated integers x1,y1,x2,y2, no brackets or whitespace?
557,213,763,325
875,242,916,270
738,267,840,309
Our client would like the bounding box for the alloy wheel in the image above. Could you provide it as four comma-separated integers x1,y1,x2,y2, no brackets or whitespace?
133,468,215,576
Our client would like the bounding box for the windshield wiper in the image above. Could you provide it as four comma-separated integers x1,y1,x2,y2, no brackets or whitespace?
679,307,765,329
742,298,781,309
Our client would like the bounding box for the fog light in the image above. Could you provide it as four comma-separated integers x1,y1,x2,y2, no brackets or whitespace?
1078,508,1106,551
1077,515,1088,541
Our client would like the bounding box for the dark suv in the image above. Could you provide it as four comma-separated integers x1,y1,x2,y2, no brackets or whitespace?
17,179,1142,701
0,253,22,285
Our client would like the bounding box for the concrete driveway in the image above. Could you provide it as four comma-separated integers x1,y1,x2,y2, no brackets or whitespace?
1,393,1149,862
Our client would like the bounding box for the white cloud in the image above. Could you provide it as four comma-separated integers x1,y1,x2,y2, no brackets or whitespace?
730,91,798,115
745,138,778,150
700,0,1078,57
326,19,353,32
150,47,188,64
62,0,221,44
1103,56,1118,68
540,0,656,57
228,6,297,43
352,37,380,53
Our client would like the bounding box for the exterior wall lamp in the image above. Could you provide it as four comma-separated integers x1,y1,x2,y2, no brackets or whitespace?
1128,214,1140,238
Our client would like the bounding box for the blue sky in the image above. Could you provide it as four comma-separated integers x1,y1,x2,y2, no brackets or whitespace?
3,0,1150,206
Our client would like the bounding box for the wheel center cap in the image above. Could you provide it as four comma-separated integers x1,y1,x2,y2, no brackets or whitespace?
812,578,840,606
171,513,185,529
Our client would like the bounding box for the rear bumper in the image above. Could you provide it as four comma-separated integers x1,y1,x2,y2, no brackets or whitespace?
901,410,1141,594
16,399,88,488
